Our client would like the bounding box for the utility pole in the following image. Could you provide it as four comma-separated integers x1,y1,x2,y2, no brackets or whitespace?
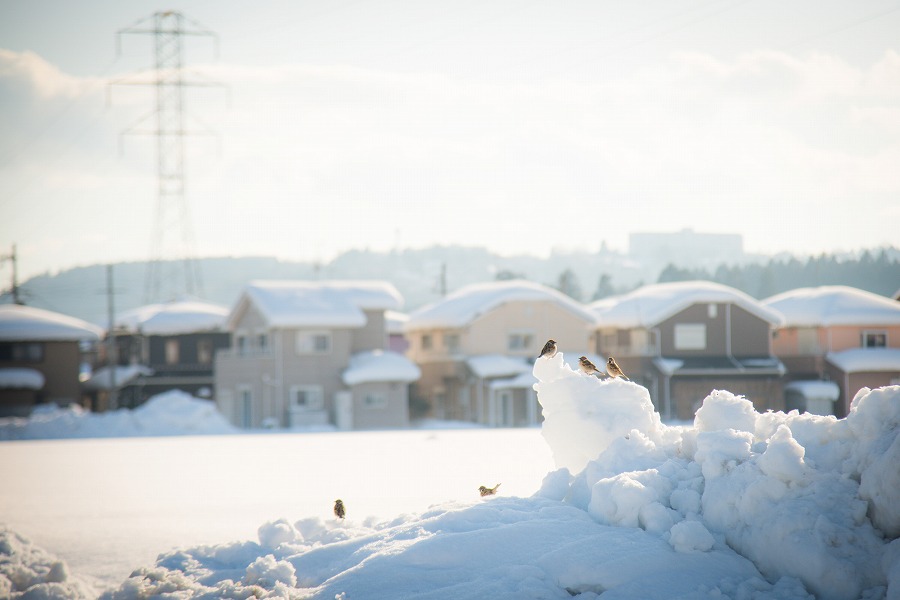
0,245,23,305
110,11,221,304
106,264,118,410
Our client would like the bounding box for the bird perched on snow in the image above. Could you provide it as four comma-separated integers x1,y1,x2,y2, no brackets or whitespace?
334,499,345,519
578,356,604,377
606,357,630,380
538,339,558,359
479,484,501,497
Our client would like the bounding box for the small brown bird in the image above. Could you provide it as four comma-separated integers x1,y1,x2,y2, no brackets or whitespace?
606,357,630,380
538,339,558,359
479,484,501,497
333,499,345,519
578,356,604,376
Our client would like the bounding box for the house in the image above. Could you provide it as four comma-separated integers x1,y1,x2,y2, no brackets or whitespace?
404,280,598,426
0,303,103,417
85,300,231,410
590,281,785,420
214,280,419,430
763,285,900,416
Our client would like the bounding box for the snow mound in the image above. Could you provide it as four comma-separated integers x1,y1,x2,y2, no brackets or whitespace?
0,527,91,599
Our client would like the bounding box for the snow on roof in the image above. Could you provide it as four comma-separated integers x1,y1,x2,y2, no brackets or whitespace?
590,280,784,329
784,380,841,401
234,280,403,329
490,370,538,390
406,280,597,331
342,350,421,385
83,365,153,391
116,300,229,335
826,348,900,373
762,286,900,327
0,368,45,390
466,354,532,379
0,304,103,342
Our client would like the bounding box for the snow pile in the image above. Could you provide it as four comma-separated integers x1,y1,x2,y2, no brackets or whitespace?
0,527,90,599
0,390,236,440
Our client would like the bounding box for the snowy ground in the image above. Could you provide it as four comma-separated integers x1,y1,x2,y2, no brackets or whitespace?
2,358,899,599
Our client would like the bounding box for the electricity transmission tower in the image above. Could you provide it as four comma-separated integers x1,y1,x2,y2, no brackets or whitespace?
111,11,221,303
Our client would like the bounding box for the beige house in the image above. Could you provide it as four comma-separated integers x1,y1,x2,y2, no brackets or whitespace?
591,281,785,420
0,304,103,417
405,280,598,426
763,285,900,416
215,280,420,430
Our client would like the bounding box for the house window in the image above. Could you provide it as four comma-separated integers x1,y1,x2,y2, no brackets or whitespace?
165,339,180,364
258,334,268,350
674,323,706,350
197,339,213,364
362,392,387,409
1,342,45,363
290,385,324,411
444,333,460,352
708,304,718,319
421,334,433,351
238,386,252,428
508,331,534,352
862,331,887,348
296,331,331,354
236,335,247,355
797,328,819,354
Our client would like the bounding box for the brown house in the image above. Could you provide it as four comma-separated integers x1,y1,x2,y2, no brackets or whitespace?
763,286,900,416
590,281,785,420
0,304,103,417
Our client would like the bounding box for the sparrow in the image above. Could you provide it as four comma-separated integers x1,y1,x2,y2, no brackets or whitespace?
479,484,501,497
538,339,558,359
334,499,346,519
578,356,604,376
606,357,630,380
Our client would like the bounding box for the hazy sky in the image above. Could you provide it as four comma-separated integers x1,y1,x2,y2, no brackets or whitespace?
1,0,899,281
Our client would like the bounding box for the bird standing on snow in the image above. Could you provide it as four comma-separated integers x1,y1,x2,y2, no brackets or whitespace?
334,499,346,519
538,339,558,359
578,356,604,376
479,484,501,497
606,357,630,380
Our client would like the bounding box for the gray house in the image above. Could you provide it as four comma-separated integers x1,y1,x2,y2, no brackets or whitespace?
214,280,420,430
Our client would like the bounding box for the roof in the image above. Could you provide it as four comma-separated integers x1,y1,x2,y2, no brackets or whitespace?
341,350,421,385
652,355,784,376
590,280,784,329
406,280,597,331
83,365,154,391
116,300,229,335
490,371,538,390
0,304,103,342
784,380,841,401
826,348,900,373
0,368,45,390
466,355,531,379
762,286,900,327
231,280,403,329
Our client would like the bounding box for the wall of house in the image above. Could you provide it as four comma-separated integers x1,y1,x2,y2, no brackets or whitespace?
824,364,900,418
826,325,900,352
350,381,409,430
414,359,467,420
657,303,771,357
351,310,387,353
465,301,594,358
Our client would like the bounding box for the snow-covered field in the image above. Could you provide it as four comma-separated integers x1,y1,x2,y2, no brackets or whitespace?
2,356,899,599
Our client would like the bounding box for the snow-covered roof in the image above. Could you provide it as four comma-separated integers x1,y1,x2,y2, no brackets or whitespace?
590,280,784,329
0,368,45,390
784,380,841,401
762,286,900,327
490,371,538,390
826,348,900,373
116,300,229,335
466,354,531,379
232,280,403,329
83,365,154,391
406,280,597,331
341,350,421,386
0,304,103,342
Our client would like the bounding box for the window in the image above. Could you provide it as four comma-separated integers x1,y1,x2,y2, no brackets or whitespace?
508,331,534,352
443,333,460,352
296,331,331,354
0,342,45,363
238,386,252,428
421,334,433,351
362,392,387,409
797,328,819,353
862,330,887,348
165,339,180,364
197,339,213,364
290,385,324,411
674,323,706,350
708,304,718,319
258,334,268,350
236,335,247,354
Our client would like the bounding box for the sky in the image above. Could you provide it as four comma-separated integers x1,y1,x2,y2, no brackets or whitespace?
1,0,899,283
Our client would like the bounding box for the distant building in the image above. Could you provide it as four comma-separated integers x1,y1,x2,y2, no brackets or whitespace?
0,304,103,417
215,280,419,430
763,286,900,416
405,280,598,426
591,281,785,420
628,229,744,268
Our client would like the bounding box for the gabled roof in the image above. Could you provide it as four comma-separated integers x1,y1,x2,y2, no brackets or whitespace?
590,280,783,329
229,280,403,329
342,350,420,385
762,286,900,327
826,348,900,373
406,280,597,331
0,304,103,342
116,300,229,335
